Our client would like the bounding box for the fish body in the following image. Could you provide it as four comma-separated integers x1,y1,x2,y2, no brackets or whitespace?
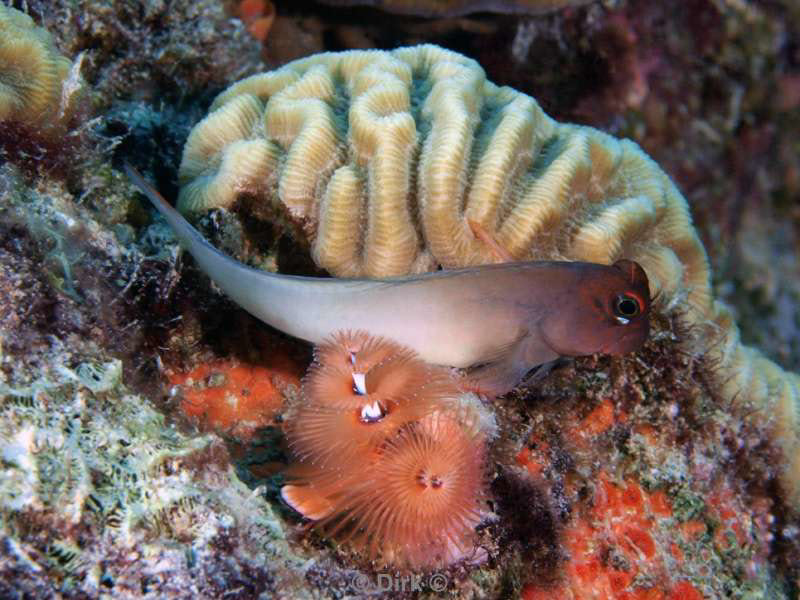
126,165,651,394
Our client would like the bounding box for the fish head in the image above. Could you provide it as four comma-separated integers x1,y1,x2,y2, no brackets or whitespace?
539,259,651,357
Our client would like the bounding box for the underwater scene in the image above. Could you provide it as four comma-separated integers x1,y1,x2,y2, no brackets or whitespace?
0,0,798,598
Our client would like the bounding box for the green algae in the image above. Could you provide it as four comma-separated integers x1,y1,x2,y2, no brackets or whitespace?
0,357,310,598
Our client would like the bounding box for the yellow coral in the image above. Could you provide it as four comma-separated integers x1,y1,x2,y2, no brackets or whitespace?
0,5,83,135
177,45,800,508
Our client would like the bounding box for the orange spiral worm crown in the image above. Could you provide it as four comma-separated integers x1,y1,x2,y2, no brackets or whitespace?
323,412,487,568
282,331,490,567
287,330,458,466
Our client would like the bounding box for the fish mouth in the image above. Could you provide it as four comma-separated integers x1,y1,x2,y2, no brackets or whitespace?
601,330,641,355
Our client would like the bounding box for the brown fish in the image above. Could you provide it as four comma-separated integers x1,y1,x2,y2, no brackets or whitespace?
126,165,650,394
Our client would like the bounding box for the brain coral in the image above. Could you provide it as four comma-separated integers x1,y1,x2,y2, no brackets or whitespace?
0,4,83,137
176,45,800,508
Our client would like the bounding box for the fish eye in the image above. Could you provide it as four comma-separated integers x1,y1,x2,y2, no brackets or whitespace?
613,294,641,324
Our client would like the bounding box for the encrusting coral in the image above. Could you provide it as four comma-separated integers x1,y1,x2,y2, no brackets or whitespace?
167,358,300,439
281,331,491,568
511,366,782,599
0,4,84,140
175,44,800,509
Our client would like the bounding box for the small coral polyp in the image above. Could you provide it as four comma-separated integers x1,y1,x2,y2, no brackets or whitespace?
282,331,489,568
178,44,800,509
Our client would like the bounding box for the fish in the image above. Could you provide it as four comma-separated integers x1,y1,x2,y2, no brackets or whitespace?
125,165,651,395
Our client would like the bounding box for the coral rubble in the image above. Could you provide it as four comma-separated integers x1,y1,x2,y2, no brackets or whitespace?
500,318,787,598
0,163,313,597
15,0,264,107
0,358,309,598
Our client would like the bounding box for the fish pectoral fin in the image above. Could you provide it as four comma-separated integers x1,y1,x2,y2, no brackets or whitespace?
463,332,558,397
525,357,568,383
463,357,533,397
